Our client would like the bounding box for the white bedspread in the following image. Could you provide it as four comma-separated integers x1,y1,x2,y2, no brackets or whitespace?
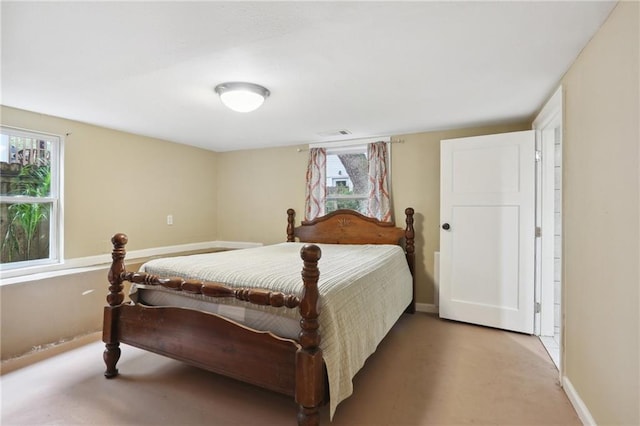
135,242,412,418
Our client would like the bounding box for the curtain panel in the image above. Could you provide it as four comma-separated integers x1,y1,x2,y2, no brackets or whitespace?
367,142,392,222
304,147,327,220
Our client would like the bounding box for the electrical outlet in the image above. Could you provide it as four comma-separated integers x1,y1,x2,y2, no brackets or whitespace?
167,214,173,225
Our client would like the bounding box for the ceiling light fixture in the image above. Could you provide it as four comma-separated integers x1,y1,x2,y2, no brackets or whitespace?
214,82,270,113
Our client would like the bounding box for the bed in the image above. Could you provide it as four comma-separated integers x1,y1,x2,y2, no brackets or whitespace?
102,208,416,425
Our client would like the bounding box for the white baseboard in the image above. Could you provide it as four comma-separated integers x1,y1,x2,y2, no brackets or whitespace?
563,376,596,425
415,303,438,314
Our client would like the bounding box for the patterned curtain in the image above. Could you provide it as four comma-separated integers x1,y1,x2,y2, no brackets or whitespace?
367,142,392,222
304,147,327,220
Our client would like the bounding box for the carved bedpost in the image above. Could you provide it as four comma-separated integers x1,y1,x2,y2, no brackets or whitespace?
296,244,323,426
103,233,128,378
404,208,416,314
287,208,296,242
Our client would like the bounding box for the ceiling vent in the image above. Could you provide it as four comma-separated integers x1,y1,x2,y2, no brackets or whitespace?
317,129,351,137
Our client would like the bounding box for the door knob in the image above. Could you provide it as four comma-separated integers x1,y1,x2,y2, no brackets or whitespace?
442,223,451,231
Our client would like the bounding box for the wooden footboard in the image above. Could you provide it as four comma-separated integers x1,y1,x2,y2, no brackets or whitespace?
103,233,325,426
105,303,301,392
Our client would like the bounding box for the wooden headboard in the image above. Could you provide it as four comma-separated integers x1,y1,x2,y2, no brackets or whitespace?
287,208,414,245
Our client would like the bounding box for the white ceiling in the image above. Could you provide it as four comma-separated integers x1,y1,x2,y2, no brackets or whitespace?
1,1,616,152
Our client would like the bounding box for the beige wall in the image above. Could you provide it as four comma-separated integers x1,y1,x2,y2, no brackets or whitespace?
1,269,106,359
1,106,219,359
0,260,143,360
216,144,309,244
217,122,529,305
560,2,639,424
1,106,220,256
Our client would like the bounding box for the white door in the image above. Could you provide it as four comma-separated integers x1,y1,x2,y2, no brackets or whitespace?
439,131,535,334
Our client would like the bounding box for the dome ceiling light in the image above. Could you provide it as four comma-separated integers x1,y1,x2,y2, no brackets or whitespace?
214,82,270,113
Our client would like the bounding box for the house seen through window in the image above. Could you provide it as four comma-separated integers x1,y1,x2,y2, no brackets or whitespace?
0,127,61,269
325,145,369,215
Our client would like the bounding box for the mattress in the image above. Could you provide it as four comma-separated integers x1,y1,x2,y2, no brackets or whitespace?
136,287,301,339
133,242,413,418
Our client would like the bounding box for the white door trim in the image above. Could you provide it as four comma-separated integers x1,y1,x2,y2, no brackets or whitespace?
532,86,564,375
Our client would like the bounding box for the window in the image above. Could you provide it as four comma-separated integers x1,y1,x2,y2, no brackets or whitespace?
325,145,369,215
0,126,62,269
305,138,391,221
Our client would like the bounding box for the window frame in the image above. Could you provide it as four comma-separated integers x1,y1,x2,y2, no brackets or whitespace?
0,125,63,271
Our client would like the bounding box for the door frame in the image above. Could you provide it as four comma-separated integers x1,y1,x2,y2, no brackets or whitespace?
532,86,563,374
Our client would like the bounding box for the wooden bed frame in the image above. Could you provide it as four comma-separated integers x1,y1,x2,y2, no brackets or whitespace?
103,208,415,426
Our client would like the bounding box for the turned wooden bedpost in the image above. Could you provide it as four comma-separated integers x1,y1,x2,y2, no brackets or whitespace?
287,208,296,242
103,233,127,378
296,244,323,426
404,208,416,314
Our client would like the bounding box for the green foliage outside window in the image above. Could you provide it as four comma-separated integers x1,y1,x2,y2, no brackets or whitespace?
1,163,51,263
325,185,366,214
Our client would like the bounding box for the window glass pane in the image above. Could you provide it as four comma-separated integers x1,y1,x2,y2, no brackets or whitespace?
325,148,369,215
0,202,51,263
0,163,51,197
0,134,9,163
1,136,52,197
326,198,368,215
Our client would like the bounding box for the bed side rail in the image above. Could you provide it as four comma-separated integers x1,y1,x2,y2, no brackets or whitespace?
124,271,301,308
107,233,321,311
